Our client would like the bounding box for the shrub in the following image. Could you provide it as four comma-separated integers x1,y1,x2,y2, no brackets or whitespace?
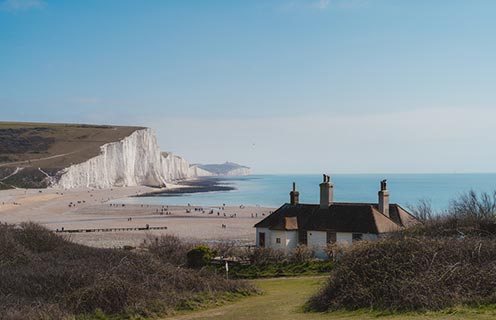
187,245,215,268
0,223,255,319
13,222,66,253
322,243,345,261
407,198,433,223
211,241,243,258
307,237,496,312
289,244,314,263
213,260,333,279
146,234,192,266
245,247,286,265
402,190,496,238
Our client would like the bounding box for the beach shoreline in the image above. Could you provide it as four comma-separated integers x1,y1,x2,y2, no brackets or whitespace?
0,181,273,248
136,176,237,197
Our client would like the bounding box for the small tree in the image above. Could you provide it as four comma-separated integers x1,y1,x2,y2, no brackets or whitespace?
408,198,433,223
187,245,214,268
449,190,496,220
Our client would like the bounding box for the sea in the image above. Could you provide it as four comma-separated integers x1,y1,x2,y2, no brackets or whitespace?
118,174,496,212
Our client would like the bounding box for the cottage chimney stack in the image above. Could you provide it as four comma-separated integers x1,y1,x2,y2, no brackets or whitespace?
319,174,334,209
378,179,390,218
290,182,300,205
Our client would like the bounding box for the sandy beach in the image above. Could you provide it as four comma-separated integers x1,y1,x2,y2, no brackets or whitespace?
0,185,274,248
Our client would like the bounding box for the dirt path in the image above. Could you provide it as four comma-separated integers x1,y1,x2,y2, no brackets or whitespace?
0,151,77,167
164,277,328,320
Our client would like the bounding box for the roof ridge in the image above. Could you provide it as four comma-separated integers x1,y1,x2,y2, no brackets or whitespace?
281,202,401,207
394,203,421,221
370,206,402,226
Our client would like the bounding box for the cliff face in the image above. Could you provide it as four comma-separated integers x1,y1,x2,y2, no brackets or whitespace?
188,165,215,177
221,167,251,176
56,129,193,189
0,122,251,189
190,162,251,177
161,152,193,181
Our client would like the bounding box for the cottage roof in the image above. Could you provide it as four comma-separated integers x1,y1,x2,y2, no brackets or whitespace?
254,202,418,234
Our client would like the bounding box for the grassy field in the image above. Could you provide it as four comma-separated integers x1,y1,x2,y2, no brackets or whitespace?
165,276,496,320
0,121,143,167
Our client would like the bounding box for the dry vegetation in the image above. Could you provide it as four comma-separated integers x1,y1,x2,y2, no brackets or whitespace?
307,190,496,313
0,223,254,320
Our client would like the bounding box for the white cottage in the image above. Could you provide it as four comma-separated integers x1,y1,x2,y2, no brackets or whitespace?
254,175,419,258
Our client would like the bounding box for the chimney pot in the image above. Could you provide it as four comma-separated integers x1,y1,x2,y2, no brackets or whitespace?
378,179,390,218
290,182,299,205
319,174,334,208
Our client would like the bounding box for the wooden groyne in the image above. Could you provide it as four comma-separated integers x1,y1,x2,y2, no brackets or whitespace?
55,226,167,233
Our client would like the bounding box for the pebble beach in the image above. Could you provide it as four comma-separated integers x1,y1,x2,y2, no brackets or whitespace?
0,183,274,248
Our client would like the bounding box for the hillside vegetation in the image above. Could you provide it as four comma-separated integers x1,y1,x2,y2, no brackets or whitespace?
0,122,143,188
0,223,254,319
307,190,496,313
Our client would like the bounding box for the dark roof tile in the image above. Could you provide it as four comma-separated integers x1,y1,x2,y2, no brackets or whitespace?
254,202,419,234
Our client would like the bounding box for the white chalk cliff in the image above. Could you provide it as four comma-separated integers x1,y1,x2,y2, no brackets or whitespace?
188,165,215,177
189,162,251,176
55,128,194,189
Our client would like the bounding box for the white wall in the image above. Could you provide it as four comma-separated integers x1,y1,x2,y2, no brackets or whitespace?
307,231,327,259
285,231,298,250
270,230,287,250
336,232,353,245
256,227,379,258
256,228,297,251
363,233,379,241
336,232,378,246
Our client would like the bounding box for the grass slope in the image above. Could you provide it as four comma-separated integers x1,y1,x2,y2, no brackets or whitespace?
165,277,496,320
0,121,144,187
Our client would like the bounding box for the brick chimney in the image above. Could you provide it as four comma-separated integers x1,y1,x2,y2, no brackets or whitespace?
319,174,334,209
378,179,390,218
290,182,299,205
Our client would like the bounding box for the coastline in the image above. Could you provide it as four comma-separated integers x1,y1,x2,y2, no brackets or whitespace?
0,181,273,248
137,177,236,197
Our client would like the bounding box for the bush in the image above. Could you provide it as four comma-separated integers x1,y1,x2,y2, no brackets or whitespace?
146,234,193,266
211,241,243,258
307,237,496,312
0,223,255,319
289,244,314,263
245,247,286,265
322,243,346,261
187,245,215,268
402,191,496,238
213,260,333,279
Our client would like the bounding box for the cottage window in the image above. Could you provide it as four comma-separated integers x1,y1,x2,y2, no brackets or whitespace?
276,238,281,244
326,231,337,243
298,230,307,245
352,233,363,242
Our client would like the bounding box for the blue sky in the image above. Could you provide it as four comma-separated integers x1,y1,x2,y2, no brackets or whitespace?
1,0,496,174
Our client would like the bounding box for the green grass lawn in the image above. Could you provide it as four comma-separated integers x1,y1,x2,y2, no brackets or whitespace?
165,276,496,320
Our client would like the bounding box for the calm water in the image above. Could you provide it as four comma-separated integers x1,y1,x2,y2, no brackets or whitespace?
118,174,496,212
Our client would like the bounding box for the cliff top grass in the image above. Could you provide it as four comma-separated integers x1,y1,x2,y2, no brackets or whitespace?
0,121,145,168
